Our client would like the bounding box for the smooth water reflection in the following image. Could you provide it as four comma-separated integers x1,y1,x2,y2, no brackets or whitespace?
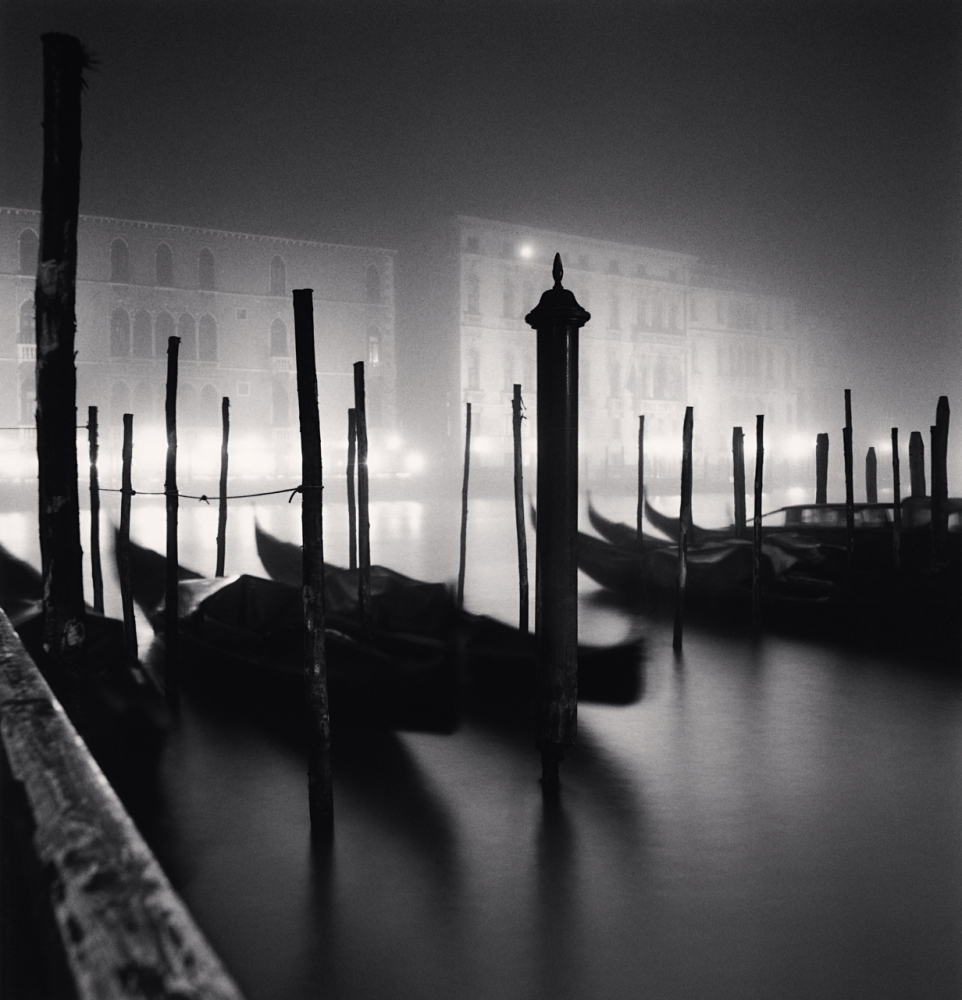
2,492,960,998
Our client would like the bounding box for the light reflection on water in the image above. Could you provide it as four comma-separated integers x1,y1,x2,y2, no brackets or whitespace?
2,491,960,999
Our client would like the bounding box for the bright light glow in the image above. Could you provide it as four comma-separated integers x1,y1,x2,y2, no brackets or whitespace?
405,451,426,474
519,244,534,259
386,433,403,451
787,486,807,502
784,433,813,461
875,439,893,456
367,448,383,474
471,436,493,456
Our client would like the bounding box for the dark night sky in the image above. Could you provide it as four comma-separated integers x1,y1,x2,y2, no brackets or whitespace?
1,0,959,440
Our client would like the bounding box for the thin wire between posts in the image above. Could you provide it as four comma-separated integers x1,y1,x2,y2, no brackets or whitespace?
96,485,311,502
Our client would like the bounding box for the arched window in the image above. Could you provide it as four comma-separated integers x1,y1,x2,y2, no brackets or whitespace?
111,239,130,283
198,248,215,290
198,314,217,361
502,278,515,318
19,230,38,276
135,382,154,423
154,311,175,357
368,326,380,366
466,273,480,314
18,300,34,344
200,385,219,426
110,381,130,425
110,308,131,357
156,244,173,286
270,256,286,296
132,310,152,358
272,380,290,427
366,264,380,304
179,384,197,426
270,318,288,357
177,313,196,360
19,377,36,426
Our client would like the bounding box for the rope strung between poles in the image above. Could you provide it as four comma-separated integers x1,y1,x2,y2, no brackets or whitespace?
96,484,316,502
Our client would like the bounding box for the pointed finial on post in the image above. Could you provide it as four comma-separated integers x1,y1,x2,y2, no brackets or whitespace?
552,253,563,287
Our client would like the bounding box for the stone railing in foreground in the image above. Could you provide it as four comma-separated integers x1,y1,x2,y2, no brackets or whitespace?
0,609,247,1000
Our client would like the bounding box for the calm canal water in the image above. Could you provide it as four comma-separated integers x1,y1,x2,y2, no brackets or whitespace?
2,489,960,999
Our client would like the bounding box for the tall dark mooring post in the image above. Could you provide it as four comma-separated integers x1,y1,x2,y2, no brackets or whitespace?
843,390,855,566
525,254,589,790
35,34,87,705
732,426,746,539
815,433,829,505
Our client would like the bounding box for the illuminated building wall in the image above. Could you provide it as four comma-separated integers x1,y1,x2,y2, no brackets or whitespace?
456,216,804,478
0,207,395,479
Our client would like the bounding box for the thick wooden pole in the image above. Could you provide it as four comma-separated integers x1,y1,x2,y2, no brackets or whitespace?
673,406,694,652
908,431,926,497
843,390,855,566
164,336,180,714
513,385,529,632
526,254,588,790
215,397,229,577
931,396,950,565
347,407,357,571
87,405,104,613
815,432,829,505
457,403,472,609
118,414,137,666
35,33,87,705
752,415,765,632
732,426,746,539
891,427,901,571
353,362,371,639
293,289,333,840
865,446,878,504
636,414,645,546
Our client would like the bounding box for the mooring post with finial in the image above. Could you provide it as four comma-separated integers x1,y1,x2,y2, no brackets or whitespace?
525,254,589,792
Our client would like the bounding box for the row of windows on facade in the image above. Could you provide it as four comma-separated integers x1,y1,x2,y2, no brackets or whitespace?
16,230,385,302
466,273,779,332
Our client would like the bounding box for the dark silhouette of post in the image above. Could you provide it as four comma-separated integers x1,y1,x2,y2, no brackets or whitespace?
525,254,589,789
457,403,472,609
636,415,645,547
353,362,371,638
732,426,746,539
815,433,829,505
347,408,357,570
513,385,529,632
164,336,181,714
752,415,765,632
891,428,901,571
931,396,950,564
118,414,137,666
87,405,104,614
908,431,926,497
865,447,878,503
35,34,87,709
215,397,229,577
673,407,694,652
843,390,855,566
293,289,333,839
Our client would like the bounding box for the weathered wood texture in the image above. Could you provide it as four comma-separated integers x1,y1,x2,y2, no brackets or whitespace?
457,402,472,609
513,386,529,632
909,431,926,497
293,289,333,838
673,406,693,652
87,406,104,614
732,426,746,539
164,336,180,714
815,432,829,505
347,408,357,571
865,446,878,503
118,414,137,666
215,397,229,577
36,34,87,701
353,362,372,638
0,609,246,1000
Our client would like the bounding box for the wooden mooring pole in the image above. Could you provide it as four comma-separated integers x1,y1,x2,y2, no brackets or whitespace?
752,414,764,633
843,390,855,566
512,385,529,632
215,396,229,577
815,432,829,505
732,426,746,539
87,405,104,613
525,254,588,790
293,288,333,840
865,446,878,503
347,407,357,571
457,402,472,609
353,362,371,638
164,335,181,714
931,396,950,565
118,413,137,666
908,431,926,497
636,415,645,547
891,427,902,571
35,33,87,710
672,407,694,652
